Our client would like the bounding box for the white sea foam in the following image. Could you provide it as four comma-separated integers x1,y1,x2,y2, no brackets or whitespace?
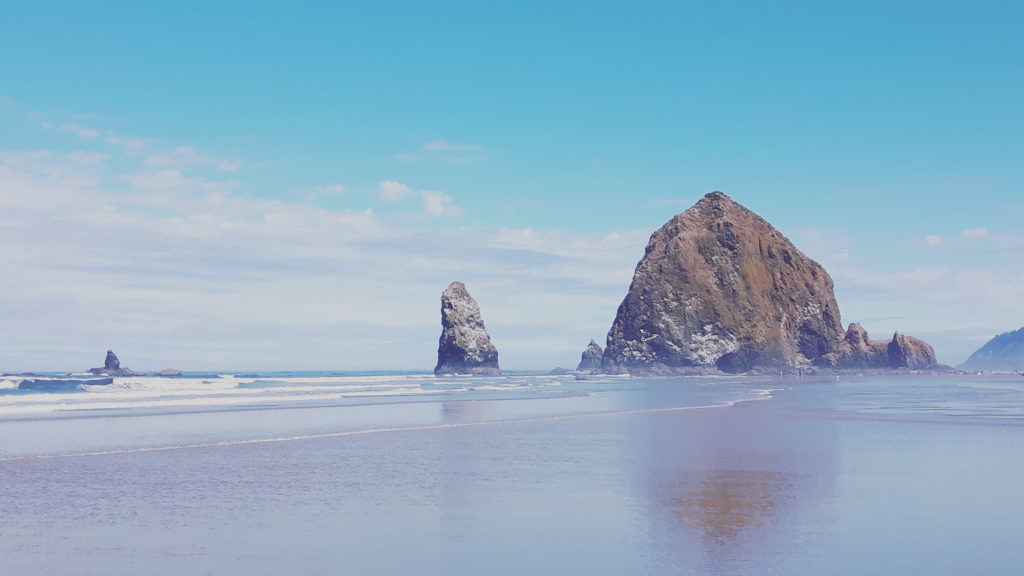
0,373,576,418
0,388,775,462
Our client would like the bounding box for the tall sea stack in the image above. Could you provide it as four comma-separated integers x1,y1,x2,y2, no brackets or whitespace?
434,282,501,375
602,192,936,373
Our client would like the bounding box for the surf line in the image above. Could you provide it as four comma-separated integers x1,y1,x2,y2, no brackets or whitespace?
0,390,775,462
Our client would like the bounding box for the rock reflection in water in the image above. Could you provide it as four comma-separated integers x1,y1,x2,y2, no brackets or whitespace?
666,469,798,544
637,400,837,575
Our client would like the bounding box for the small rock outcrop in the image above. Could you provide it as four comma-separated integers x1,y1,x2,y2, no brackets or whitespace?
886,332,938,370
959,327,1024,371
576,339,604,371
88,350,142,377
601,192,938,374
832,323,937,369
155,369,183,377
434,282,501,375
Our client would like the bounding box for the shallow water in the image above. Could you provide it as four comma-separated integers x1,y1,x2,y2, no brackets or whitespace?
0,372,1021,575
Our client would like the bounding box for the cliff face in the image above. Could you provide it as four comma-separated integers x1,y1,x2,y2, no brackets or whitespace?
602,192,937,374
960,327,1024,371
434,282,501,375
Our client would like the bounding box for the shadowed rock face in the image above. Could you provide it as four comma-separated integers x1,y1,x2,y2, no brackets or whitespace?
434,282,501,376
576,339,604,371
603,192,845,374
602,192,937,374
88,350,142,377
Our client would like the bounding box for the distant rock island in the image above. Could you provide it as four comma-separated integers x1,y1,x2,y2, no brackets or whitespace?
600,192,937,374
959,327,1024,371
88,350,142,377
434,282,502,375
576,339,604,372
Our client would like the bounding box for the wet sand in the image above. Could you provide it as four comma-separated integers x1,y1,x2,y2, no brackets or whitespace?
1,376,1021,575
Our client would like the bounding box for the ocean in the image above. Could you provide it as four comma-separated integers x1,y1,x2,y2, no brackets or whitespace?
1,371,1022,575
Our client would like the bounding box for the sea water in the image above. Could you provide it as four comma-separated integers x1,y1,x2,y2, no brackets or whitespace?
0,371,1022,575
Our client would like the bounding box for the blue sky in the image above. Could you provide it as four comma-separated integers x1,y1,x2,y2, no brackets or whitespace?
1,2,1022,370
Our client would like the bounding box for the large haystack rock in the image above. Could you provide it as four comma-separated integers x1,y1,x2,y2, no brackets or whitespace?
602,192,936,373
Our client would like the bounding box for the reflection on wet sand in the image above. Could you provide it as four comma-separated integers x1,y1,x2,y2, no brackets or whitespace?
667,469,799,544
637,399,838,574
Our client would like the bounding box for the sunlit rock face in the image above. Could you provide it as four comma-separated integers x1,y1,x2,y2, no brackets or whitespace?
602,192,846,374
832,323,937,370
434,282,501,376
602,191,939,374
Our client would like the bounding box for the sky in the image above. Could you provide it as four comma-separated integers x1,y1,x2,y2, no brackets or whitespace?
1,1,1022,371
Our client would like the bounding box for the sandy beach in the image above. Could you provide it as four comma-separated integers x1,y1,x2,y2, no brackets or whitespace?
1,374,1021,575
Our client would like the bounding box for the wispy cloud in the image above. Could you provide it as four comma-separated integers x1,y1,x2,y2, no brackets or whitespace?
395,139,487,164
422,139,482,152
925,234,943,246
125,168,241,195
143,145,243,171
295,184,348,202
378,180,464,217
106,135,153,154
41,122,102,138
961,227,988,239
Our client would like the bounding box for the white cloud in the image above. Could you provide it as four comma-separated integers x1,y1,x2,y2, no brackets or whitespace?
143,145,242,171
925,234,943,246
295,184,348,202
395,139,487,164
422,139,482,151
962,227,988,239
379,181,464,216
0,140,646,370
59,122,100,138
106,135,152,154
378,180,414,201
421,190,463,217
125,168,240,195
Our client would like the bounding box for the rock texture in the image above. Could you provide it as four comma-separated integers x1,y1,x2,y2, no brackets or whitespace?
434,282,501,375
959,327,1024,371
602,192,937,373
88,350,142,377
835,323,937,370
576,339,604,372
886,332,938,370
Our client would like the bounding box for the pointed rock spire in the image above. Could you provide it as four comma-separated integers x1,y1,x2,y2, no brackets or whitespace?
434,282,501,375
